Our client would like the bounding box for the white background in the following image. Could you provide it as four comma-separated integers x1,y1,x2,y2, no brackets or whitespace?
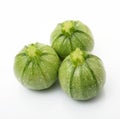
0,0,120,119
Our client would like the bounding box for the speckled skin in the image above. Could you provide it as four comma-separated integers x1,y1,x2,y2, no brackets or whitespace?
59,48,105,100
14,43,60,90
51,20,94,60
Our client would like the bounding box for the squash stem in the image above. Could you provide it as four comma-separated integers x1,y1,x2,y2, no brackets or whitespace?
70,48,85,66
26,44,37,57
62,21,74,35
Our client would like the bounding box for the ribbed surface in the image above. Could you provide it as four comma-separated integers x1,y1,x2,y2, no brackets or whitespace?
59,51,105,100
14,43,60,90
51,20,94,59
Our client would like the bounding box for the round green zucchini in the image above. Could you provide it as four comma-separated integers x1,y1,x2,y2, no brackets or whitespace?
59,48,105,100
51,20,94,59
14,43,60,90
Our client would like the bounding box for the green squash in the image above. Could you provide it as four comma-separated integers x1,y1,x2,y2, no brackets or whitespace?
14,43,60,90
59,48,105,100
51,20,94,60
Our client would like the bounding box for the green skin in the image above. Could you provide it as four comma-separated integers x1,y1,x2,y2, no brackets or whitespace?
59,48,106,100
51,20,94,60
14,43,60,90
